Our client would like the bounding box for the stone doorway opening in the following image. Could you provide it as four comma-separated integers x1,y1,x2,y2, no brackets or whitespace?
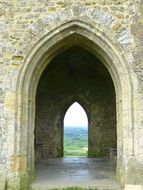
35,46,117,161
32,45,119,189
15,21,138,189
64,102,88,157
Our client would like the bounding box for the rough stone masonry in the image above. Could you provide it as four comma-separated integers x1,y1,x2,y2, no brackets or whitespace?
0,0,143,189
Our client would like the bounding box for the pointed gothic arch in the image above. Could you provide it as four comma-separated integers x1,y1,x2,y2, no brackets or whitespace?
61,97,90,157
63,101,88,157
7,19,140,189
64,101,88,127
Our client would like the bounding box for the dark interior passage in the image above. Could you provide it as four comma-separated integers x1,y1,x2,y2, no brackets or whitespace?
35,46,116,162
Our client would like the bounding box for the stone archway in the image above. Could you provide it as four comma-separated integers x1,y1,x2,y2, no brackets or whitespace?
34,45,116,160
8,19,141,189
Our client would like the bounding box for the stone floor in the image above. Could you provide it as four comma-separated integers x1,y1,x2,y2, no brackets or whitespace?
30,157,121,190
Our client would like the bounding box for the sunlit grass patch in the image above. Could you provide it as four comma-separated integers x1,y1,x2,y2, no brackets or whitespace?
64,127,88,157
51,187,98,190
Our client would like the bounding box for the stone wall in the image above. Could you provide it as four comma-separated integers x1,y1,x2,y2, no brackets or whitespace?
0,0,143,189
35,46,116,160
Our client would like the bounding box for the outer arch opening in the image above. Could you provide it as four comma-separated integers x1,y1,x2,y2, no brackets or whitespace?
15,21,134,187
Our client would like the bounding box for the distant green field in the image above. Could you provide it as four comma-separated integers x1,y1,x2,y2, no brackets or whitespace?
64,127,88,157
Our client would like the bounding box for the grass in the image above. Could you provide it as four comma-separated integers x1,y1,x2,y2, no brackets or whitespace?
64,127,88,157
51,187,98,190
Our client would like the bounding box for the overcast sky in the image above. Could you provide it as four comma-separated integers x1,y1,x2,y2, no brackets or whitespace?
64,102,88,128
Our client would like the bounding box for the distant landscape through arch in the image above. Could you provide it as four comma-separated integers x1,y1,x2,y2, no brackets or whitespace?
64,102,88,157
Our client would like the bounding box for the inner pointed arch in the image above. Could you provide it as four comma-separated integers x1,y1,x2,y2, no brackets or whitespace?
64,101,88,157
64,101,88,128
